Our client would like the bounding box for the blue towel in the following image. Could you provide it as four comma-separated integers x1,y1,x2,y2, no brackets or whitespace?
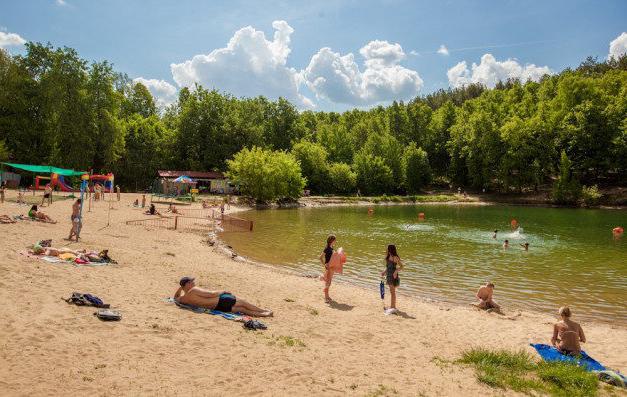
530,344,605,371
164,297,242,321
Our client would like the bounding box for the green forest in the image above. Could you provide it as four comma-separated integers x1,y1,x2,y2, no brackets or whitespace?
1,42,626,203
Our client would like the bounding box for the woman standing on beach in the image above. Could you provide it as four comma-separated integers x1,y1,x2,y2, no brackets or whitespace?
381,245,402,311
319,234,336,303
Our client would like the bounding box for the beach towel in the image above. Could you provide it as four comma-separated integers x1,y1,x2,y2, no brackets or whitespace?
530,343,605,371
531,344,626,387
165,297,243,321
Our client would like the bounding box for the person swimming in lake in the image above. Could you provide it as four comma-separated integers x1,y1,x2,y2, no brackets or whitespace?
381,245,403,311
319,234,337,303
551,306,586,355
475,282,501,313
492,229,498,239
520,242,529,251
174,277,272,317
503,239,509,249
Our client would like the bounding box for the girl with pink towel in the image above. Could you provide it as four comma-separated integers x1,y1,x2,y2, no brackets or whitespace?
319,235,347,303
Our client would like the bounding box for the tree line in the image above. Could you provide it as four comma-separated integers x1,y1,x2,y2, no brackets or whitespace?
1,42,626,202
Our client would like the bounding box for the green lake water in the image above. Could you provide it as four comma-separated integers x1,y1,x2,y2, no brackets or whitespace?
220,205,626,324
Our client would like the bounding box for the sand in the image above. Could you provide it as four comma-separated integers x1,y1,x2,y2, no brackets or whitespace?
0,191,625,396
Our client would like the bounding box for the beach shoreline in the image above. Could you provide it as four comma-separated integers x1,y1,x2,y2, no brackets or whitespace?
1,191,625,396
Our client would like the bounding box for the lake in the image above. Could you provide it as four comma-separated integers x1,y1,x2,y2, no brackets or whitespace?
220,204,627,324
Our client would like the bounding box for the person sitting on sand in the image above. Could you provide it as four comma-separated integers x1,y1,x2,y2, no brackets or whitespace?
167,203,179,214
520,242,529,251
174,277,273,317
145,204,160,216
28,205,56,223
503,239,509,249
475,282,501,313
133,199,139,207
551,306,586,355
0,214,16,224
202,199,209,209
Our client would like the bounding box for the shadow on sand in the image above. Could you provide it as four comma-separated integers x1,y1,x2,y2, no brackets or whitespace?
328,300,354,311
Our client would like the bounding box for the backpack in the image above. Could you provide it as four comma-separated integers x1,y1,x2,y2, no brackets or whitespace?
94,309,122,321
65,292,109,308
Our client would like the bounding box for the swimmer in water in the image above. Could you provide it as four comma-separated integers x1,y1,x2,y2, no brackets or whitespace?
492,229,498,239
503,239,509,249
520,242,529,251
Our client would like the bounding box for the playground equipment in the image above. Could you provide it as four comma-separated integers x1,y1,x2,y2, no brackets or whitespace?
35,174,74,191
89,174,114,193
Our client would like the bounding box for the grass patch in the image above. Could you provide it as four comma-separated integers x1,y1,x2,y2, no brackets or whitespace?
366,384,398,397
458,348,600,396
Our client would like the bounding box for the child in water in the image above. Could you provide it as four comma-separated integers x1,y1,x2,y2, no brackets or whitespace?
319,234,336,303
503,239,509,249
381,245,403,312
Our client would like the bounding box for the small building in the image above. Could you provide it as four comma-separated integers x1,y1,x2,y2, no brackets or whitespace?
156,170,236,194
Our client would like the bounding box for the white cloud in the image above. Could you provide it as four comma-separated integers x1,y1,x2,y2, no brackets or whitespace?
409,50,419,56
437,44,449,56
133,77,178,108
170,20,313,108
56,0,67,6
0,31,26,49
303,40,423,106
608,32,627,60
447,53,551,88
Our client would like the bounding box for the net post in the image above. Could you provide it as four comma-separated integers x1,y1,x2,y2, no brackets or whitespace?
175,216,178,230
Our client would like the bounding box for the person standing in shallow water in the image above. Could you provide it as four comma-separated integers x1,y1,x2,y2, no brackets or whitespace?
319,234,336,303
381,245,403,311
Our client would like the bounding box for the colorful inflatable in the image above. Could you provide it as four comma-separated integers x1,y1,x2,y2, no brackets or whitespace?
418,212,425,220
328,248,347,274
511,219,518,229
613,226,624,235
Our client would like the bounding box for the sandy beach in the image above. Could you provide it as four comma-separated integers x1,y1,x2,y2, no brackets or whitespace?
1,191,625,396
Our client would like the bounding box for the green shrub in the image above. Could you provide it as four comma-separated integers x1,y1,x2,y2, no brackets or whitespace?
226,146,306,203
291,140,330,194
402,143,432,193
353,153,394,195
328,162,357,194
553,151,581,205
536,361,598,397
581,185,602,206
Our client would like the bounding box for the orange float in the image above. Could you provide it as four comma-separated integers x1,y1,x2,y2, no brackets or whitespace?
418,212,425,220
511,219,518,229
613,226,624,235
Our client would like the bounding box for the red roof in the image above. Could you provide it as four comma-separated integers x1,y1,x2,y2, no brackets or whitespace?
157,170,225,179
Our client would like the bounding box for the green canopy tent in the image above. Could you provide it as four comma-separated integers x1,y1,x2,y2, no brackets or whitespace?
1,162,87,197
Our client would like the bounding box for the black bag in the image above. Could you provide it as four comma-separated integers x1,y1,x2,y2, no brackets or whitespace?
94,309,122,321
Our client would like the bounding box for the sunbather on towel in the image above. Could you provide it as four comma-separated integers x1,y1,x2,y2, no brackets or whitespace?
0,215,16,224
551,306,586,355
28,205,56,223
174,277,273,317
32,244,80,257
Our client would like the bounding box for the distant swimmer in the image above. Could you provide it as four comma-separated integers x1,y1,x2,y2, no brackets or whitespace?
551,306,586,355
474,282,501,313
503,239,509,249
492,229,498,239
368,207,374,215
520,243,529,251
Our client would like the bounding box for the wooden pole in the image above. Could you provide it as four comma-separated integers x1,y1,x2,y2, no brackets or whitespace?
174,216,178,230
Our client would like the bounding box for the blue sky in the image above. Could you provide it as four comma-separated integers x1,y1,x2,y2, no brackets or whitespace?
2,0,626,111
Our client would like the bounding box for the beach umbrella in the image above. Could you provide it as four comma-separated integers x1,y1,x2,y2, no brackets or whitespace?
173,175,194,184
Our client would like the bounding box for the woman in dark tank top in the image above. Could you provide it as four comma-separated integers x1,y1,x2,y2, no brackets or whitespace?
380,244,403,311
319,234,336,303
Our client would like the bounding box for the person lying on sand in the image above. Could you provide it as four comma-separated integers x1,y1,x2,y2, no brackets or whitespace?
0,215,17,224
174,277,273,317
28,205,56,223
475,282,502,313
551,306,586,355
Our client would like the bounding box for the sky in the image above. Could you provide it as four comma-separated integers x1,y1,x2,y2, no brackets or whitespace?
2,0,626,111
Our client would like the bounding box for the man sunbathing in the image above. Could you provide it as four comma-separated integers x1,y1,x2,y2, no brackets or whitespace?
0,214,16,224
174,277,273,317
551,306,586,355
475,282,502,313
